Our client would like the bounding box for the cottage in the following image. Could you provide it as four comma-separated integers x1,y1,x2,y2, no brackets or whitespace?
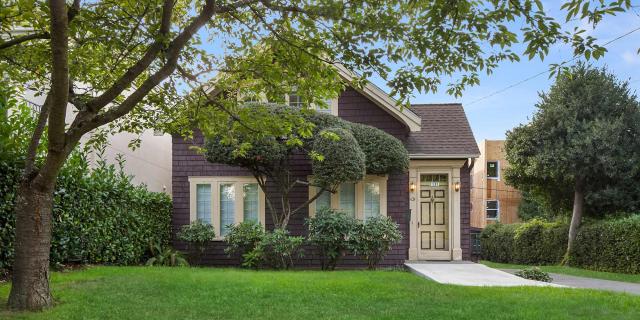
172,68,479,267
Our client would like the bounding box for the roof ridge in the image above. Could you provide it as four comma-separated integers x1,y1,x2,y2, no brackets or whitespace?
410,103,462,107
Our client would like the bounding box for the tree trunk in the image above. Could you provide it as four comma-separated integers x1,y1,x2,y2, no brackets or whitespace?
7,179,56,310
563,178,585,264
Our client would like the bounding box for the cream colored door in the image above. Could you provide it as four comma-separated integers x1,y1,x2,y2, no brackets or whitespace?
417,174,450,260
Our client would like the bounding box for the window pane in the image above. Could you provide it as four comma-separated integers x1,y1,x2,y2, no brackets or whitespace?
316,99,332,113
196,184,211,224
486,200,499,219
243,183,259,223
220,184,236,236
364,182,380,221
314,188,331,214
288,93,303,107
487,161,498,178
339,183,356,218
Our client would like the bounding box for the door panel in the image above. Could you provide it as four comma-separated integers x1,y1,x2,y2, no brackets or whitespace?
417,174,450,260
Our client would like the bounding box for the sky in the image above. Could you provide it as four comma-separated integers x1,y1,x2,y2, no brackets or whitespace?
365,5,640,142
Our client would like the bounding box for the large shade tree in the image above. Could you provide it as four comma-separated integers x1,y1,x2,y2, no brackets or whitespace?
203,104,407,229
504,64,640,261
0,0,631,311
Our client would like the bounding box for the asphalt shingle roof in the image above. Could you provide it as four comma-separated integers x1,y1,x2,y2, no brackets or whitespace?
405,104,480,158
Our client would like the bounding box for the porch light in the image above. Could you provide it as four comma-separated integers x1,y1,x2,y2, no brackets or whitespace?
454,181,460,192
409,181,416,192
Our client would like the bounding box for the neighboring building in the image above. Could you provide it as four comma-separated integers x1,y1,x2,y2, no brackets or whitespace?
172,67,480,267
22,93,172,194
470,140,521,228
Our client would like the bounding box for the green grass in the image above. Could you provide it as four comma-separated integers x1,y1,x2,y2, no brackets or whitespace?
480,260,640,284
1,266,639,319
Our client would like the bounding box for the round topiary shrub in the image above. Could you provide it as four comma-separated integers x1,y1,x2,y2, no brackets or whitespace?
311,127,365,187
306,208,359,270
349,122,409,174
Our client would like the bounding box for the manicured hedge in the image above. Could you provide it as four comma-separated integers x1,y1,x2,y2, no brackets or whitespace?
0,153,172,270
481,216,640,274
568,215,640,274
480,219,567,265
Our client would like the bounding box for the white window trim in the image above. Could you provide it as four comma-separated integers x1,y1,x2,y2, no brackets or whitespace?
485,200,500,220
189,176,266,240
308,175,388,219
285,93,339,116
487,160,500,180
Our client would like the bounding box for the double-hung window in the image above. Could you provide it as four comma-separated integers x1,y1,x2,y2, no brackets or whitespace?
487,161,499,179
189,177,265,239
486,200,499,220
308,175,387,221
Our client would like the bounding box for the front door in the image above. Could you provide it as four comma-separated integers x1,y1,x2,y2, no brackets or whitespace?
417,174,450,260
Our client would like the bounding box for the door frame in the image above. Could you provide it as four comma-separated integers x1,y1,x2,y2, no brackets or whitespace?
408,160,465,261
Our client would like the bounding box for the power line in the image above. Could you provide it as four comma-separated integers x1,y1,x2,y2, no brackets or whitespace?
467,25,640,106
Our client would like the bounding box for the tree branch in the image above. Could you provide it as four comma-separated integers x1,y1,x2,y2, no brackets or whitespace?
23,94,52,178
0,32,50,51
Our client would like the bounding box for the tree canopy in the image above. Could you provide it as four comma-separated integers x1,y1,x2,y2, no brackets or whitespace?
203,103,408,228
504,63,640,256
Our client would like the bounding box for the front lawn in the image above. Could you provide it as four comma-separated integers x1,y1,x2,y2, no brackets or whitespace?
1,266,639,319
481,260,640,284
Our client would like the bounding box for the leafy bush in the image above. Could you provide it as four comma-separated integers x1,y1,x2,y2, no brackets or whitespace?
350,216,402,269
348,123,409,175
243,229,304,270
224,220,265,264
480,220,567,265
177,220,216,265
311,127,365,187
146,242,189,267
0,91,172,270
515,267,552,282
306,208,358,270
568,215,640,274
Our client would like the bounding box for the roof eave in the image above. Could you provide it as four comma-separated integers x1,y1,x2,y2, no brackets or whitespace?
334,64,422,132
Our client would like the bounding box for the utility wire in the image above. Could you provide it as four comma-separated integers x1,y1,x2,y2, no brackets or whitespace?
467,25,640,106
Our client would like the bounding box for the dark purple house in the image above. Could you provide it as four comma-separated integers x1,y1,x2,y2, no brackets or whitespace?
172,68,480,267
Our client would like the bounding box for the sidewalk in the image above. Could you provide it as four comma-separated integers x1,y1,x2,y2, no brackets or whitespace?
500,269,640,295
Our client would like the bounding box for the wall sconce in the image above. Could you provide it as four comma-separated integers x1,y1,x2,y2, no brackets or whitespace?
454,181,460,192
409,181,416,192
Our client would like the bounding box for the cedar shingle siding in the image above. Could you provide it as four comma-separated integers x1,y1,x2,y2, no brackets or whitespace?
172,87,473,267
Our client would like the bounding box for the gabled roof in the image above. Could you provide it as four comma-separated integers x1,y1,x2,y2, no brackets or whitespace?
405,104,480,159
334,64,422,132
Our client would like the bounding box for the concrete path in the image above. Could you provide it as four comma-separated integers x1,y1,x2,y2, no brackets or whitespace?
500,269,640,295
405,262,561,287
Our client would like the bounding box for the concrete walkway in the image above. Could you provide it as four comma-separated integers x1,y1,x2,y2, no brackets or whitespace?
500,269,640,295
405,262,561,287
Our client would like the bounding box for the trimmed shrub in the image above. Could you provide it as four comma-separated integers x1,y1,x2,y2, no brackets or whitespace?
515,267,552,282
306,208,358,270
569,215,640,274
224,220,265,265
348,123,409,175
350,216,402,269
311,127,365,187
479,223,518,263
480,220,567,265
242,229,304,270
177,220,216,265
0,96,172,269
512,219,568,265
